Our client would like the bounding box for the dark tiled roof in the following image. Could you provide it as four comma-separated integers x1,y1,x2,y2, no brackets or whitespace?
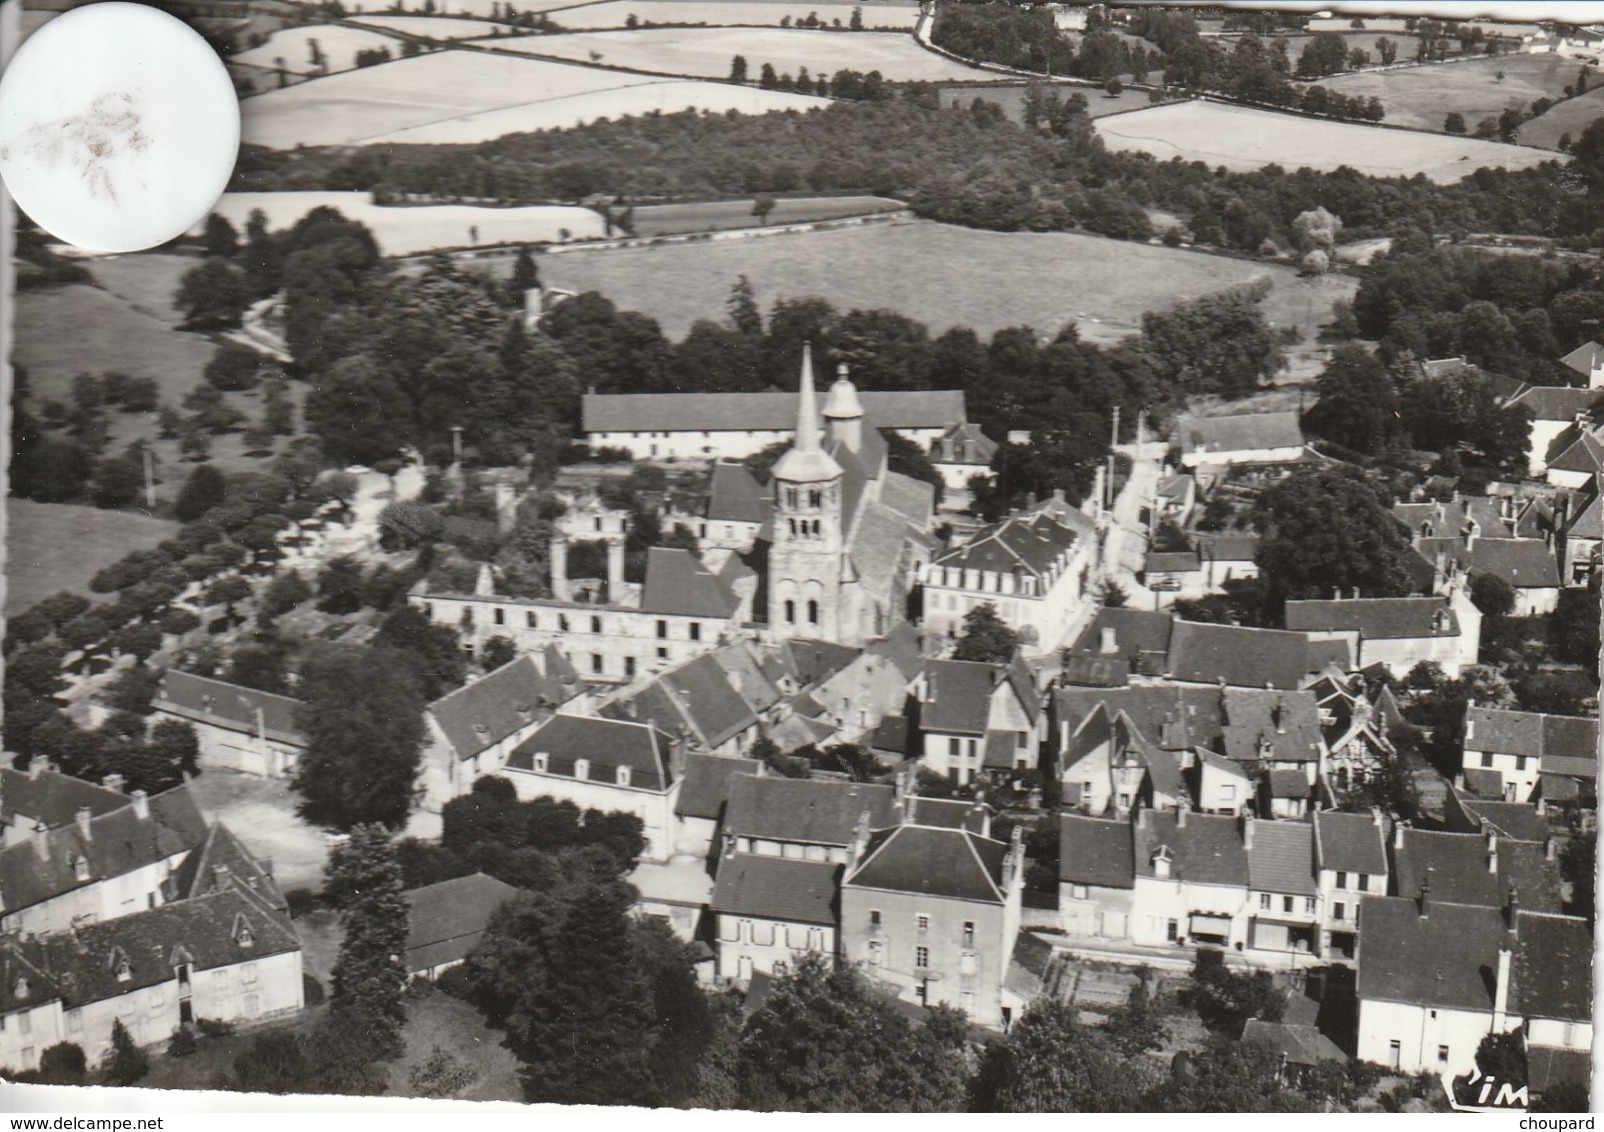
1355,896,1505,1011
1455,796,1551,843
709,643,784,715
404,872,518,974
582,390,967,433
1066,607,1175,659
1393,828,1562,913
1461,767,1505,797
1218,690,1323,764
674,754,759,820
1313,809,1387,875
932,421,998,466
1466,707,1599,779
782,638,860,687
639,547,741,619
1157,473,1194,499
1181,411,1304,454
706,461,771,524
846,824,1009,904
23,888,299,1008
428,654,573,760
1242,1020,1348,1066
1247,820,1316,895
920,659,1005,736
906,796,989,834
0,944,63,1015
1508,384,1603,421
1559,340,1604,379
878,470,936,526
1466,538,1561,589
167,823,287,913
153,669,306,746
0,767,128,830
1266,768,1312,799
661,653,759,750
1195,532,1261,562
1134,810,1248,887
1166,621,1327,690
931,509,1081,578
710,853,840,925
1547,428,1604,475
725,776,897,847
869,715,910,756
866,621,922,680
1059,813,1134,888
1284,596,1458,639
1146,551,1203,573
1510,911,1593,1023
505,715,674,791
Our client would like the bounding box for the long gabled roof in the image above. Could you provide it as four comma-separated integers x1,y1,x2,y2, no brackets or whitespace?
1356,896,1506,1012
675,755,761,820
658,653,760,750
919,657,1036,736
710,853,840,925
404,872,518,974
582,390,967,434
1058,813,1135,888
167,822,287,914
428,653,577,760
1510,911,1594,1023
152,669,306,746
1559,340,1604,379
845,823,1010,904
1392,827,1562,913
1284,596,1459,640
639,547,742,619
0,766,129,830
1181,411,1304,454
1465,705,1599,779
1165,620,1334,690
504,714,675,791
1133,809,1247,887
1508,383,1602,421
931,510,1081,579
724,776,896,847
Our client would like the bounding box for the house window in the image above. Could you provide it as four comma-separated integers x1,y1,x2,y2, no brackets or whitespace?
867,941,883,967
591,615,602,634
625,657,636,678
656,619,668,639
617,766,631,787
591,654,603,674
869,910,882,928
1334,902,1346,920
807,600,819,625
657,647,668,660
1438,1045,1450,1064
1282,896,1294,914
948,737,961,760
242,963,258,986
1070,885,1088,901
690,623,701,642
1357,875,1369,893
1481,752,1494,768
917,914,930,934
17,1012,29,1034
807,928,825,951
116,961,131,982
1516,756,1528,772
74,856,90,882
67,1010,81,1033
915,946,930,969
1336,871,1347,890
575,759,590,780
1388,1041,1401,1069
959,951,979,975
963,920,976,946
1260,893,1271,910
493,608,505,626
784,600,796,624
526,611,538,628
1166,919,1179,943
1304,897,1316,915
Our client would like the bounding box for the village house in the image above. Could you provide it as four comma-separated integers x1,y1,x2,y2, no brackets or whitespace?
1154,472,1197,526
920,494,1098,656
1442,790,1555,847
601,651,761,758
928,421,997,513
692,461,771,552
1141,550,1206,604
1244,819,1320,959
1186,749,1253,816
710,852,840,982
1390,824,1564,914
1541,423,1604,489
1312,808,1388,963
1411,524,1562,616
1128,808,1250,952
909,656,1041,785
1506,384,1602,477
839,817,1025,1028
500,714,683,860
1461,705,1599,805
149,669,305,779
1057,814,1136,941
402,872,518,981
721,774,899,864
1284,595,1480,677
1058,704,1187,817
1558,482,1600,585
580,387,966,462
1193,532,1262,590
671,753,762,862
1303,673,1401,798
1,760,130,849
417,651,587,812
1177,411,1307,469
0,782,207,938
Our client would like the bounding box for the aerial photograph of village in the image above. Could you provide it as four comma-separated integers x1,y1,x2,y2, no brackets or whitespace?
1,0,1600,1114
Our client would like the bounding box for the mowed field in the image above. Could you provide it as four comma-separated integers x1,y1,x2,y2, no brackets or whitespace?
1318,53,1578,133
476,26,992,81
6,500,179,615
550,0,920,29
240,49,829,147
349,14,518,38
232,24,403,76
632,194,903,234
1522,83,1604,149
516,219,1354,345
940,82,1159,122
202,192,607,254
1094,100,1565,182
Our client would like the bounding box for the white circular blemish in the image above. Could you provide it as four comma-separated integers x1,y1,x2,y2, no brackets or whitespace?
0,2,240,253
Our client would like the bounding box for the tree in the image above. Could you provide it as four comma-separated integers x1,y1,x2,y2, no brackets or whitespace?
972,999,1129,1111
1376,35,1397,64
317,555,367,614
952,601,1020,663
293,644,427,830
90,456,144,510
729,53,748,81
104,1017,149,1086
1183,948,1283,1034
1301,344,1402,456
175,258,252,330
1105,77,1123,97
205,343,264,391
326,825,410,1061
1469,572,1516,619
263,568,314,617
147,719,202,783
36,1042,88,1086
1444,111,1467,134
202,212,239,257
751,193,777,224
176,464,227,522
849,5,862,30
1253,466,1415,611
204,575,253,626
372,605,466,701
481,636,517,671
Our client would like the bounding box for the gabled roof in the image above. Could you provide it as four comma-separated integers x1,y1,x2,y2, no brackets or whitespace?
167,822,287,914
906,796,990,834
1546,428,1604,475
706,461,771,524
866,620,923,680
1461,766,1506,798
1134,809,1248,887
659,653,760,750
428,654,576,760
724,776,897,847
878,470,937,527
1313,809,1388,876
1146,551,1202,573
1247,820,1316,895
1510,911,1594,1023
404,872,518,974
1194,532,1261,562
0,943,63,1016
919,658,1032,736
1508,384,1602,421
930,508,1081,579
674,754,760,820
710,853,840,925
1066,607,1175,661
0,766,128,830
23,887,299,1007
1218,689,1324,764
1166,621,1331,690
932,421,998,466
709,643,784,715
1284,596,1459,639
1356,896,1507,1012
505,714,675,791
1181,411,1304,454
582,390,967,433
845,823,1009,904
1393,827,1562,913
1465,706,1599,779
1266,768,1312,799
781,638,861,688
1559,339,1604,378
639,547,741,619
1242,1020,1348,1067
1157,473,1195,499
152,669,306,746
1464,538,1561,589
1059,813,1135,888
1454,794,1552,843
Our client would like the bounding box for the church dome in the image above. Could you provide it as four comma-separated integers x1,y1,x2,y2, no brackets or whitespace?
822,363,864,420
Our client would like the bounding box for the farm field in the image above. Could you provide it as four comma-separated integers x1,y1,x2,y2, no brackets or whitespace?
232,24,403,75
81,254,197,326
1521,83,1604,149
516,218,1355,347
1094,100,1565,182
475,26,993,81
348,14,518,38
6,500,179,615
202,192,607,254
551,0,920,29
939,82,1159,122
631,194,903,235
1317,53,1578,133
241,49,829,147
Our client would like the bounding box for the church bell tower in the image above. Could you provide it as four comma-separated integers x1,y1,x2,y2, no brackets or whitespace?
768,344,844,642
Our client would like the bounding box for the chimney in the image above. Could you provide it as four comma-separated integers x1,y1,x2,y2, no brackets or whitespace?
28,755,48,780
1136,806,1151,830
1371,806,1384,828
475,562,495,597
1099,625,1118,655
32,821,49,861
550,533,571,603
1505,884,1520,932
606,534,626,599
1350,586,1360,600
1464,519,1479,550
1417,872,1432,918
213,864,232,891
1176,806,1187,828
1393,818,1408,850
1546,837,1558,861
1486,831,1499,875
102,773,125,793
851,809,872,865
972,801,990,839
495,481,518,535
130,789,149,821
1493,946,1513,1029
1241,815,1253,849
75,806,92,842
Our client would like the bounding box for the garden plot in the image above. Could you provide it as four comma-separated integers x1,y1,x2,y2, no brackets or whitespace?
232,24,403,76
201,192,606,253
475,25,991,81
551,0,920,30
1094,100,1564,183
348,14,519,39
1317,53,1578,133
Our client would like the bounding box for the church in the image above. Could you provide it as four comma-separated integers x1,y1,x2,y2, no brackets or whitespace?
767,345,937,647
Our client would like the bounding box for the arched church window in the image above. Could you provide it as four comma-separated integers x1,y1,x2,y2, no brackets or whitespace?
807,600,819,624
784,600,796,624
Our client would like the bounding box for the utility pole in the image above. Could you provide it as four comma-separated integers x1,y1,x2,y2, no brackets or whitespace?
1106,405,1120,511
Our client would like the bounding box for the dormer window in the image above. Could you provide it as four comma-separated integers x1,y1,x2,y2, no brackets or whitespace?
14,976,28,1001
237,925,254,948
116,960,131,983
534,752,549,773
73,855,90,882
575,758,590,780
616,765,631,787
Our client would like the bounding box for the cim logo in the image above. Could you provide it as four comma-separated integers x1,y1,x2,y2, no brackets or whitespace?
1444,1061,1530,1112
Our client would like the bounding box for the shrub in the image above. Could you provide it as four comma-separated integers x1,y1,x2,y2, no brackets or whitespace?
37,1042,88,1085
168,1026,198,1057
434,966,475,1000
196,1017,237,1039
409,1045,475,1098
284,887,317,918
104,1017,149,1086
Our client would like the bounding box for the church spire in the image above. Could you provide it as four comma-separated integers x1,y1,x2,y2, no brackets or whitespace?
795,342,822,452
771,344,842,484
